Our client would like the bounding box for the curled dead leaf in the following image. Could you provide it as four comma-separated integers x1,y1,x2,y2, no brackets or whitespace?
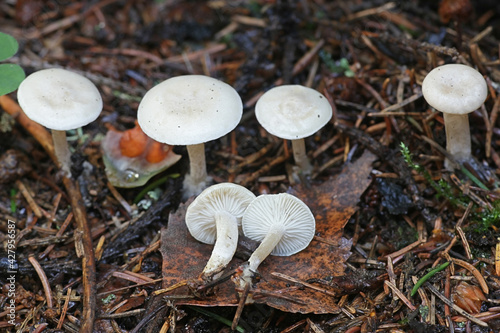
452,281,486,314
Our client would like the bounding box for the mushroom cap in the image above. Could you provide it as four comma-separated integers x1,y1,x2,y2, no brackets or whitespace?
242,193,315,256
185,183,256,245
422,64,487,115
17,68,103,130
137,75,243,145
255,85,332,140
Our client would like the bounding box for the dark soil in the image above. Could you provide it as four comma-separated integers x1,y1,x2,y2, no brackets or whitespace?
1,0,500,332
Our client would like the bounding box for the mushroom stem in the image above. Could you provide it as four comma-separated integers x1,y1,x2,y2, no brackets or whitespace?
51,129,72,176
239,223,285,290
201,211,239,277
291,138,312,174
184,143,209,197
247,223,286,273
443,112,471,169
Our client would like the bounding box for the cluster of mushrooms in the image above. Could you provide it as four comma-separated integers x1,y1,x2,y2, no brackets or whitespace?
15,62,488,292
185,182,315,289
132,75,331,288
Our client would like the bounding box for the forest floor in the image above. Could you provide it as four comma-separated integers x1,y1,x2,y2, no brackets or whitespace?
1,0,500,332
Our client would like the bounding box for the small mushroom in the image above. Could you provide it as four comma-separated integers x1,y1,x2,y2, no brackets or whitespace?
185,183,256,279
101,121,181,188
17,68,103,176
255,85,332,174
239,193,315,285
137,75,242,198
422,64,488,169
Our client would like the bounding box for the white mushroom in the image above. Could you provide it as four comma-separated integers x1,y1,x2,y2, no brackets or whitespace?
255,85,332,174
185,183,256,279
17,68,103,176
240,193,315,284
422,64,488,169
137,75,243,198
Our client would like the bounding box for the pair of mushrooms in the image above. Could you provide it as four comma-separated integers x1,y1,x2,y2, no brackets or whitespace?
422,64,488,169
185,183,315,282
137,76,333,199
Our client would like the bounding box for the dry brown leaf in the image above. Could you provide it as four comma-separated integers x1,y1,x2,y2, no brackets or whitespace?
160,150,377,313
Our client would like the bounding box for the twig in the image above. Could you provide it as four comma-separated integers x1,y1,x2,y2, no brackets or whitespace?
307,318,325,333
496,241,500,276
15,180,43,218
122,239,161,271
100,309,146,319
486,95,500,158
379,93,423,113
271,272,338,298
240,154,288,186
97,278,162,297
344,2,396,21
39,212,73,259
112,271,155,284
57,287,72,329
62,176,97,333
28,256,54,309
228,142,275,174
381,239,425,261
232,282,251,331
165,44,227,63
455,202,473,260
384,280,416,311
107,181,133,216
450,258,489,294
449,174,491,209
24,0,122,39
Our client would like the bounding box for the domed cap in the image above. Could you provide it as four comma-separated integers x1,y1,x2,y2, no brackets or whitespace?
185,183,256,245
255,85,332,140
242,193,315,256
17,68,103,130
137,75,243,145
422,64,487,115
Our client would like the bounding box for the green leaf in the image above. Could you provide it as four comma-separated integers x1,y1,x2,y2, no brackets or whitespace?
0,64,25,95
0,32,19,61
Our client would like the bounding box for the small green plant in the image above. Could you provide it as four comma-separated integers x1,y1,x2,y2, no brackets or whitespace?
101,294,116,304
469,199,500,233
400,142,467,207
0,32,25,95
319,50,354,77
401,142,500,233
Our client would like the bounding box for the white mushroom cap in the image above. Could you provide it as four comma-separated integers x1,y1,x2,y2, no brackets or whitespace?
422,64,487,115
185,183,256,244
17,68,103,130
242,193,315,256
137,75,243,145
255,85,332,140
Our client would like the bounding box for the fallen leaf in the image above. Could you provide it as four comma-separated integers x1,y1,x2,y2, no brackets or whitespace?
160,150,377,314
